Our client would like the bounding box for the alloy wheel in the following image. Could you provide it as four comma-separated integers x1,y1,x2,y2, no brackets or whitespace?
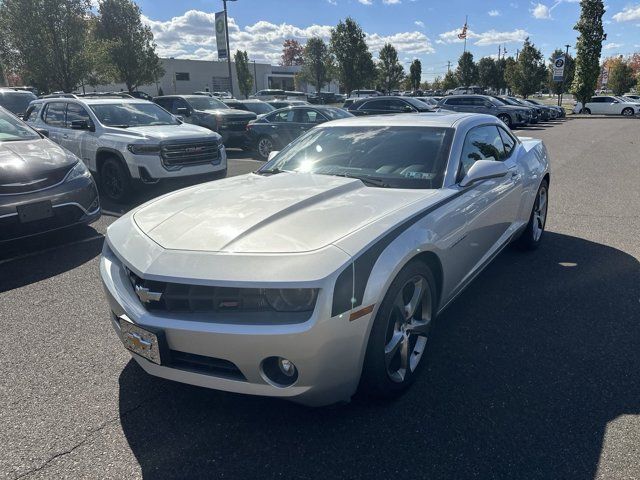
258,137,273,159
622,108,634,117
532,185,548,242
384,275,432,383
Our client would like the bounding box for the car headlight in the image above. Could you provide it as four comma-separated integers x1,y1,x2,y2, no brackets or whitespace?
264,288,319,312
65,160,91,181
127,144,161,155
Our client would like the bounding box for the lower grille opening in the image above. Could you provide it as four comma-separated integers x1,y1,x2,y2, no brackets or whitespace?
169,350,246,381
0,205,85,241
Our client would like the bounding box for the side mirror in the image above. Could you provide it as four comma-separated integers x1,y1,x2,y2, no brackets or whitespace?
459,160,508,187
35,128,49,138
403,105,414,113
267,151,280,161
70,119,93,131
176,107,191,116
612,100,619,104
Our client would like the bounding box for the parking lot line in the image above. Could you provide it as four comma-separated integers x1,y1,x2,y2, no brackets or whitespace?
0,234,104,266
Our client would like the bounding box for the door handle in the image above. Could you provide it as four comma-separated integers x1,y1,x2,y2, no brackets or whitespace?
62,134,69,139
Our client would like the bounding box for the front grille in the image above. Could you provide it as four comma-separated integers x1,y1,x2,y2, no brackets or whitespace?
0,205,84,241
0,164,73,195
222,118,253,131
169,350,245,381
160,140,220,168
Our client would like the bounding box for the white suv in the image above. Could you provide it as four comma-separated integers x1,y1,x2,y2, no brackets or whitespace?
573,95,640,116
25,95,227,202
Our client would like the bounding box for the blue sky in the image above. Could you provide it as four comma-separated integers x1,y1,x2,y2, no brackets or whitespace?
136,0,640,81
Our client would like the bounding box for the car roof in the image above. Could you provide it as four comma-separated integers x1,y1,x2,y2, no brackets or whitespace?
318,112,493,128
33,97,150,105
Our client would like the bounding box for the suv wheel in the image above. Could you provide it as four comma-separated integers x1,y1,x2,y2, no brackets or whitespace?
256,136,274,161
621,107,634,116
498,113,513,128
100,157,131,203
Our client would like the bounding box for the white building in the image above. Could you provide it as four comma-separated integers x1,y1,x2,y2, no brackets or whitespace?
91,58,339,98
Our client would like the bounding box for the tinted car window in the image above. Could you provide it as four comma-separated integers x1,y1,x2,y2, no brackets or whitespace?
459,125,504,180
321,108,352,120
387,99,413,112
66,103,92,127
295,109,325,123
443,98,462,106
186,96,228,110
361,99,388,110
23,103,42,122
268,110,295,123
155,98,174,111
0,91,37,115
498,127,516,159
44,102,66,126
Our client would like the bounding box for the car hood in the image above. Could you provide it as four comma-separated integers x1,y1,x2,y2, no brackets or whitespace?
196,108,256,119
132,172,437,254
103,123,220,141
0,138,75,184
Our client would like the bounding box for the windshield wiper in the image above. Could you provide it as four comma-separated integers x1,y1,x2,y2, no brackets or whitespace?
257,167,285,175
330,172,390,187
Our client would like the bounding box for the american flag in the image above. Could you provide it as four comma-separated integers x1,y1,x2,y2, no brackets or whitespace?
458,22,468,40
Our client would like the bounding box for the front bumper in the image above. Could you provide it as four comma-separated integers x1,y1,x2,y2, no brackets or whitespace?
0,174,100,242
124,147,227,181
218,130,250,149
100,240,370,407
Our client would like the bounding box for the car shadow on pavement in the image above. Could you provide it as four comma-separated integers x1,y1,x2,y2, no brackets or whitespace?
117,231,640,479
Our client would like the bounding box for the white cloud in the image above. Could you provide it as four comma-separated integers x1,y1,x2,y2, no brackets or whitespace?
358,0,372,4
414,20,425,28
603,42,624,50
326,0,337,4
383,0,401,4
143,10,435,64
488,9,501,16
437,28,529,46
612,5,640,22
532,3,552,19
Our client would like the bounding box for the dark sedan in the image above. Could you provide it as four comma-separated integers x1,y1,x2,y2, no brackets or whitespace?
346,96,436,116
0,107,100,242
246,105,353,160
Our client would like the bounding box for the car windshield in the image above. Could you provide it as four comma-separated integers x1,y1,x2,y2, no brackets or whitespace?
321,108,352,120
259,126,454,189
0,91,37,115
0,108,40,141
244,102,275,114
90,102,180,127
526,99,542,106
488,97,507,106
187,96,229,110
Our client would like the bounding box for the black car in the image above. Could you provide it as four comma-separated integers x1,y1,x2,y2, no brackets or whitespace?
222,99,275,116
246,105,353,160
0,106,100,242
129,91,154,101
0,88,38,117
267,100,309,109
346,96,436,116
308,92,339,104
490,96,540,124
154,95,256,149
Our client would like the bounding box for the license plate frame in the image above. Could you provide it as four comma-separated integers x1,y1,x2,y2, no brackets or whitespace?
17,200,53,223
119,319,169,365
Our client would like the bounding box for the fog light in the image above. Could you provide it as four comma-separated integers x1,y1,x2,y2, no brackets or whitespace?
261,356,298,387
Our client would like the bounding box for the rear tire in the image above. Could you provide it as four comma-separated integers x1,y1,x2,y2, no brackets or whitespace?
516,179,549,251
498,114,513,128
256,136,274,161
359,261,437,398
581,108,591,115
622,107,634,117
99,157,132,203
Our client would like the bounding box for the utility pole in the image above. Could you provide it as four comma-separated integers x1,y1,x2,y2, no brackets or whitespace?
498,45,501,60
559,44,570,107
447,61,452,73
222,0,235,96
253,59,257,93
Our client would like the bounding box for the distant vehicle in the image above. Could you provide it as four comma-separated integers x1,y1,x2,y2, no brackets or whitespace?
284,91,307,99
247,105,353,160
448,86,484,95
211,91,233,99
26,96,225,202
622,95,640,102
438,95,529,128
251,89,287,100
349,89,381,98
267,100,309,109
415,97,440,107
520,98,564,119
192,91,213,97
0,106,100,242
222,99,276,116
491,96,539,123
573,96,640,116
0,88,38,117
129,91,154,101
307,92,340,104
346,96,438,116
154,94,256,150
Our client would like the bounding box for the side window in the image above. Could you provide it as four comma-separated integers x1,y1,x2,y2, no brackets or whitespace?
458,125,505,181
24,103,42,123
362,99,388,110
43,102,66,127
155,98,173,111
457,97,473,105
172,98,190,114
270,110,294,123
387,99,414,112
295,109,325,123
66,103,92,128
498,127,517,159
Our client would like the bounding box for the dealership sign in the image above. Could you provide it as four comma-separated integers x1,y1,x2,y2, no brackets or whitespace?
553,55,566,82
215,11,228,60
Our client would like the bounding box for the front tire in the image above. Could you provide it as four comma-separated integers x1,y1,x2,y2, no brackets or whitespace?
581,108,591,115
256,136,274,161
360,261,437,398
99,157,132,203
517,179,548,250
622,107,634,117
498,113,513,128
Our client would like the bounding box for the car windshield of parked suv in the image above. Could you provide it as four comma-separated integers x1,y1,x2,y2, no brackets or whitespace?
0,91,38,115
186,96,229,111
259,126,454,189
244,102,275,114
0,108,40,141
90,102,180,127
321,107,353,120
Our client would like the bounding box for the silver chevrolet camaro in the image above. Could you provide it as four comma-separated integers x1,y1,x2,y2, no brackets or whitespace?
101,112,550,406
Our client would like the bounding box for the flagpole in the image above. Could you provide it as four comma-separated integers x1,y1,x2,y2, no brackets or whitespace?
463,15,467,54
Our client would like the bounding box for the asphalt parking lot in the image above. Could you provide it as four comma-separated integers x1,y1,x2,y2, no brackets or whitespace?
1,118,639,479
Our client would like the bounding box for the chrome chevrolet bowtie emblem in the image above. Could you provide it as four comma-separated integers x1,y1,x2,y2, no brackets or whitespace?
135,285,163,303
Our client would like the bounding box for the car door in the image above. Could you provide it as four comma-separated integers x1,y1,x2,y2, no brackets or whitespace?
171,98,195,124
602,96,620,114
41,102,67,145
293,108,328,136
587,97,603,114
266,109,297,147
452,97,476,113
63,102,98,165
443,124,524,294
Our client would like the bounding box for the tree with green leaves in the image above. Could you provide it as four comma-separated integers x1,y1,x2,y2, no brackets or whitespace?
430,76,443,91
442,71,458,91
608,58,635,95
377,44,404,93
234,50,253,98
495,58,508,93
299,37,333,93
478,57,499,91
330,18,376,94
571,0,606,107
504,38,547,97
456,52,478,88
548,49,575,95
0,0,93,92
504,57,517,94
96,0,163,93
0,60,5,87
409,59,422,91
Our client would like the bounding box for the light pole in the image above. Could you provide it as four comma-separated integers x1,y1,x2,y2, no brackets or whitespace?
222,0,236,96
253,59,257,93
559,44,570,106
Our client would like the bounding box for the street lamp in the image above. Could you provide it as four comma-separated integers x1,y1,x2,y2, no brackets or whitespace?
222,0,237,96
559,44,570,106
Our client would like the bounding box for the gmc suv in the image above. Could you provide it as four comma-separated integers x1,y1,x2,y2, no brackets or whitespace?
25,95,226,202
154,95,256,149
